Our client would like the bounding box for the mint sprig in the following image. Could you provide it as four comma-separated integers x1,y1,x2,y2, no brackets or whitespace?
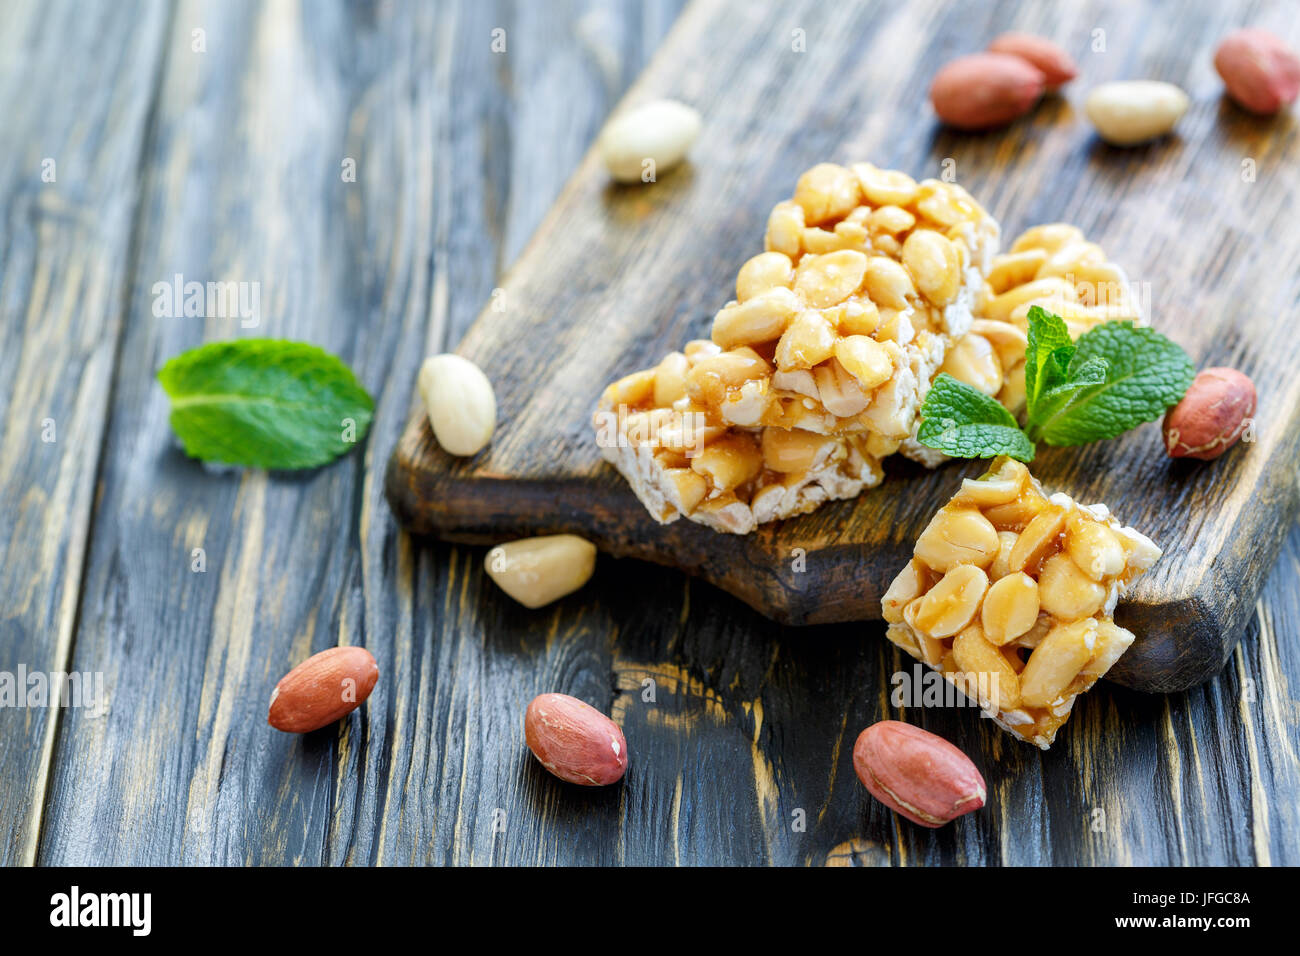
918,306,1194,462
158,339,374,469
1027,317,1195,445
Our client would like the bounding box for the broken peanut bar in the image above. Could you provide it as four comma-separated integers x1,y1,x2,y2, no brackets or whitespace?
898,223,1144,467
698,163,999,448
594,341,883,535
881,456,1161,748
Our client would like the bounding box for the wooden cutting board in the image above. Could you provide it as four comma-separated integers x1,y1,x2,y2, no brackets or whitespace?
385,0,1300,695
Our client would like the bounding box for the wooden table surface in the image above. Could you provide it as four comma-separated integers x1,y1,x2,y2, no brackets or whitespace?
2,0,1296,867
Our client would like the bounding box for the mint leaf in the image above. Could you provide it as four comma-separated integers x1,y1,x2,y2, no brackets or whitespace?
1024,305,1075,418
1029,322,1195,446
158,340,374,469
917,374,1036,462
1031,354,1110,425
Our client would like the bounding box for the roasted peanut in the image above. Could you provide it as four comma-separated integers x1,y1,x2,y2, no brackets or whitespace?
736,251,795,302
929,53,1046,129
915,507,1000,572
1214,29,1300,114
914,564,989,637
987,32,1078,90
981,571,1040,644
853,720,986,828
1162,367,1256,460
525,693,627,786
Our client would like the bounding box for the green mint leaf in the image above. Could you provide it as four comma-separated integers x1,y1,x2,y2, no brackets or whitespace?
1031,355,1111,425
1064,354,1110,387
1024,306,1075,420
917,374,1036,462
157,339,374,469
1031,322,1195,446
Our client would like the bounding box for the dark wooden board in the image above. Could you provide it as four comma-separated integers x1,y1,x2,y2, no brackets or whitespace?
387,0,1300,694
3,0,1296,868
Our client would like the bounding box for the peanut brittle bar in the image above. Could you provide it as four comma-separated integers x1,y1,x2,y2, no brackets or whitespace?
881,456,1161,748
698,163,999,447
594,341,883,535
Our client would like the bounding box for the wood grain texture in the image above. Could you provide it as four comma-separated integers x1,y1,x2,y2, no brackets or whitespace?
0,0,170,865
32,0,688,865
0,0,1294,868
386,0,1300,695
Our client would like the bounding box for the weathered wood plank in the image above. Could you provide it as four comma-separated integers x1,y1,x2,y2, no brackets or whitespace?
35,0,686,865
385,0,1300,696
0,0,170,865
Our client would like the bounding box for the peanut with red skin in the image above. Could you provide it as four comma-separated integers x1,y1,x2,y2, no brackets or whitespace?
988,32,1078,90
1214,29,1300,114
853,720,986,827
525,693,628,786
268,646,379,733
1163,367,1257,460
930,53,1046,130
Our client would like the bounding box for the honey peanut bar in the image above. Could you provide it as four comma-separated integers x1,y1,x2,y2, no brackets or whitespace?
698,163,1000,446
881,456,1161,748
595,341,883,534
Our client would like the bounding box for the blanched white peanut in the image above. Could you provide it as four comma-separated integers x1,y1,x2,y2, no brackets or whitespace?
794,250,868,307
914,565,989,637
940,333,1003,396
987,531,1020,581
882,559,929,624
1084,81,1189,146
1064,516,1125,580
862,256,916,309
766,201,805,257
793,163,861,224
761,427,835,473
812,359,870,417
775,309,837,369
418,354,497,456
486,535,597,608
598,99,701,183
833,335,893,389
1019,619,1096,707
980,571,1040,645
1008,506,1066,573
952,625,1021,710
1037,552,1106,619
712,287,801,349
736,252,795,302
852,163,919,206
902,229,960,306
690,433,763,492
914,507,1000,573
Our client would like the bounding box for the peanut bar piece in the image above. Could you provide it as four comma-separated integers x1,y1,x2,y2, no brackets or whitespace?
595,343,883,534
881,456,1161,748
699,163,1000,447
